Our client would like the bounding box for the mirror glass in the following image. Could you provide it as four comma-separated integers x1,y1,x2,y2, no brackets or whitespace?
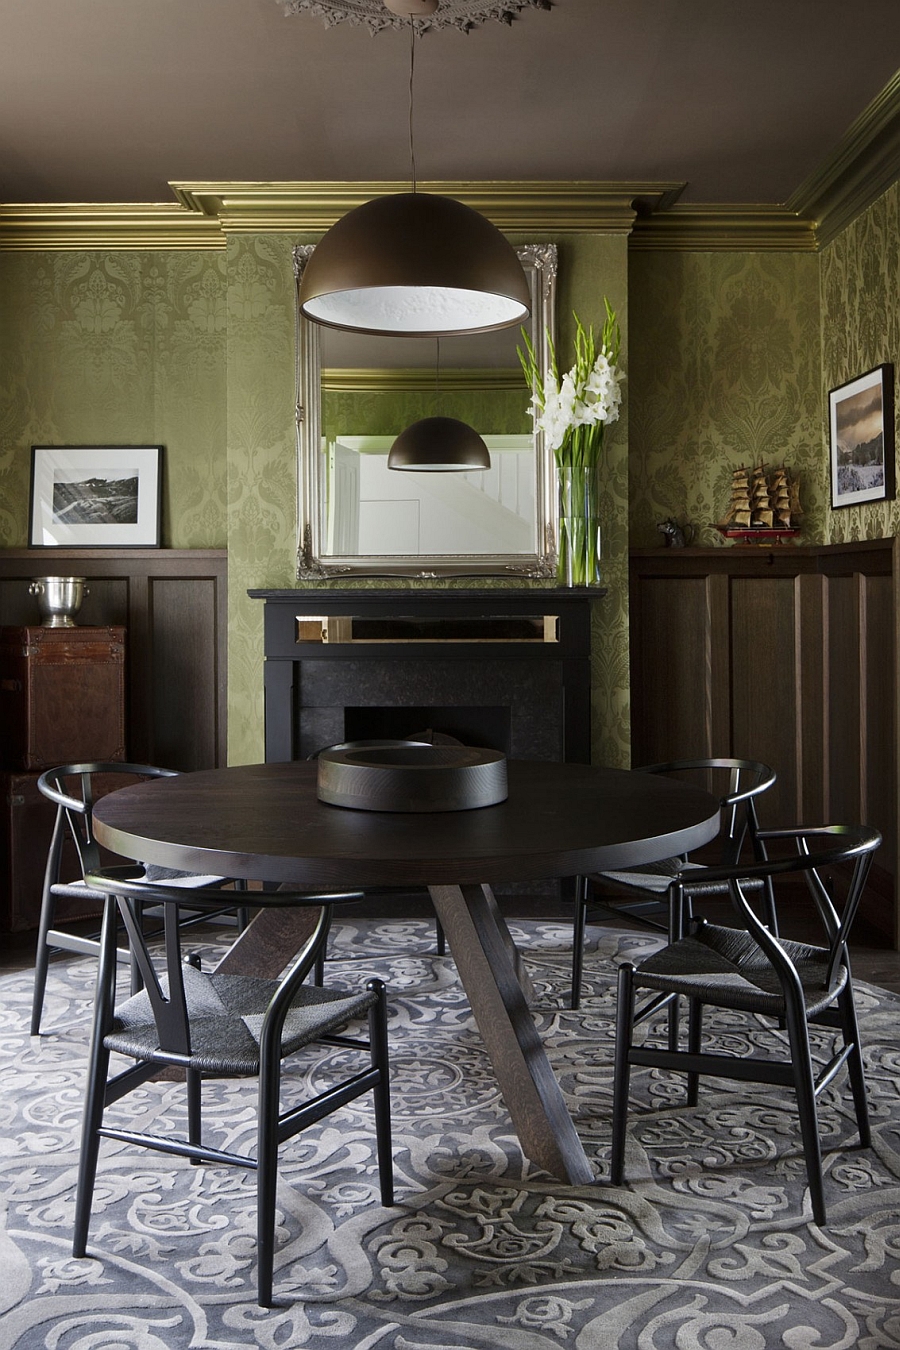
294,243,557,577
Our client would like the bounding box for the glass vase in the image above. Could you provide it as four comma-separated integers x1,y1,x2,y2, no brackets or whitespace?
557,464,602,587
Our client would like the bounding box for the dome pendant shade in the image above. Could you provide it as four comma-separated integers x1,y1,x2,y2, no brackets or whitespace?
388,416,491,471
299,193,531,336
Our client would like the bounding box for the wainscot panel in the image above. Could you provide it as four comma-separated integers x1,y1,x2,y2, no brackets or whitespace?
630,541,899,945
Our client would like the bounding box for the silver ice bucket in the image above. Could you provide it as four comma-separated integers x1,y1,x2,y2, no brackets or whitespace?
28,576,89,627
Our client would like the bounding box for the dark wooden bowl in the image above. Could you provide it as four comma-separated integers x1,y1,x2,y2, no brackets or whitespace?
316,744,508,812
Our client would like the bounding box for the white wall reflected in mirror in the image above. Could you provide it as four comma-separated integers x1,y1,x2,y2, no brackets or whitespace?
327,435,534,556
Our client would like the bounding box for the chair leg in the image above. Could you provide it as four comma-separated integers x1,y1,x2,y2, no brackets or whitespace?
610,961,636,1185
666,882,683,1051
256,1056,282,1307
785,1002,827,1225
73,1040,111,1256
666,997,681,1053
30,887,57,1036
368,979,394,1206
435,916,446,957
686,997,703,1106
837,981,871,1147
73,897,119,1257
571,875,588,1010
187,1068,203,1164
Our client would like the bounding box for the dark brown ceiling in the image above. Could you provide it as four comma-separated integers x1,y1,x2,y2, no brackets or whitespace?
2,0,899,206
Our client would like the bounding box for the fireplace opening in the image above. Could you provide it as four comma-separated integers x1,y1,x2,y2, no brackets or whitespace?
344,705,511,754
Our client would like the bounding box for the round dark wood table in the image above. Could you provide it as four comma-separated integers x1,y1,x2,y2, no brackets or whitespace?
93,759,719,1185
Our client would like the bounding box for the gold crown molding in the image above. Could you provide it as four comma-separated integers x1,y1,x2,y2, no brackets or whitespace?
788,70,900,247
629,204,817,252
0,203,225,251
172,180,686,233
322,367,524,393
0,182,685,249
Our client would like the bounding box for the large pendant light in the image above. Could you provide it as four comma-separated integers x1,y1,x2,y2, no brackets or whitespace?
388,415,490,470
298,1,531,337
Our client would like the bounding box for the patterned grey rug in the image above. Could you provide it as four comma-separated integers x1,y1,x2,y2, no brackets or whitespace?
3,918,900,1349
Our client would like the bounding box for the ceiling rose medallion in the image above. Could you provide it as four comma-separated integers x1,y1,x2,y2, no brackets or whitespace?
279,0,551,34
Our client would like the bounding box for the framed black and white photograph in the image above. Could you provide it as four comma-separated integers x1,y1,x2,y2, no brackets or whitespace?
29,445,162,547
829,365,895,509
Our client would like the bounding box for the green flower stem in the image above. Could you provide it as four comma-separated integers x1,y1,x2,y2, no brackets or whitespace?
557,458,602,587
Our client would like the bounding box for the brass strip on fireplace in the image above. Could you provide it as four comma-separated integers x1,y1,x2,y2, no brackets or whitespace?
295,615,560,644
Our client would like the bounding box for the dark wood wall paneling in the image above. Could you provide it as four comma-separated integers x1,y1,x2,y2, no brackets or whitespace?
0,550,227,771
630,541,900,945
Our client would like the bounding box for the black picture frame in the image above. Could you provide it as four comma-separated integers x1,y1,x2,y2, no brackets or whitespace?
29,445,163,548
829,365,895,509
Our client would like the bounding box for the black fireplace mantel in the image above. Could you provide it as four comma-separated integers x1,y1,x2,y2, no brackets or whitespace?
249,587,604,765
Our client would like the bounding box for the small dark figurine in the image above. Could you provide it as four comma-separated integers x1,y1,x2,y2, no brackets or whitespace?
657,517,692,548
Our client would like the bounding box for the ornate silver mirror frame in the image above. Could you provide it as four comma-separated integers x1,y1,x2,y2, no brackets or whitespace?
294,242,558,578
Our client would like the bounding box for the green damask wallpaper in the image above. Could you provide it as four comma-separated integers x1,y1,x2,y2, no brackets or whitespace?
6,201,898,772
0,250,228,548
322,386,530,439
628,250,823,548
225,234,303,765
820,179,900,544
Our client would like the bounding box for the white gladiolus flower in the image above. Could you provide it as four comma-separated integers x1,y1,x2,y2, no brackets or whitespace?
518,303,623,463
517,301,622,585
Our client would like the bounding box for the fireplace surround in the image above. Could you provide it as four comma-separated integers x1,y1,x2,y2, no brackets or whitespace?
250,588,600,767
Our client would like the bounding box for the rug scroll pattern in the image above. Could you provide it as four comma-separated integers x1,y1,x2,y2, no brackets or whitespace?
3,920,900,1348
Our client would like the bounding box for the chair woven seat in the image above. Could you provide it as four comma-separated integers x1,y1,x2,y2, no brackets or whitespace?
635,924,846,1018
571,757,777,1010
599,858,767,898
106,969,379,1074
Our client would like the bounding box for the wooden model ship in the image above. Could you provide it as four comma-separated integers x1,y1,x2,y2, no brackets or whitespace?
716,463,802,541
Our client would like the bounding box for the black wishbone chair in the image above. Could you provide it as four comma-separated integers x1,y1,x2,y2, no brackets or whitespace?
609,824,881,1225
31,761,250,1035
571,757,776,1010
72,867,394,1308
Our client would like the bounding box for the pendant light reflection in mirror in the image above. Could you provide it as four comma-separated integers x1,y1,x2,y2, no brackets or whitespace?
388,338,491,471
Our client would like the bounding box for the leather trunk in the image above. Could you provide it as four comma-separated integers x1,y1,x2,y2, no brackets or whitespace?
0,626,126,771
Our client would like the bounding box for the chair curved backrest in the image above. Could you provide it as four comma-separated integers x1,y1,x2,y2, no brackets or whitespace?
571,757,777,1011
37,761,178,881
82,865,362,1056
32,762,203,1037
681,822,881,994
635,757,777,865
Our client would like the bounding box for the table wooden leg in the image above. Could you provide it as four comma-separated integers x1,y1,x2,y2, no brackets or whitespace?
212,906,324,978
428,882,594,1186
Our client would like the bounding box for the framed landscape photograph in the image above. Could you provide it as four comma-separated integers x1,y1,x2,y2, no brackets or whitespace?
29,445,162,547
829,365,895,509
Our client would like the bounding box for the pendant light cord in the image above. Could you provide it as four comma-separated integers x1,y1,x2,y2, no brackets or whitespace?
408,16,417,193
